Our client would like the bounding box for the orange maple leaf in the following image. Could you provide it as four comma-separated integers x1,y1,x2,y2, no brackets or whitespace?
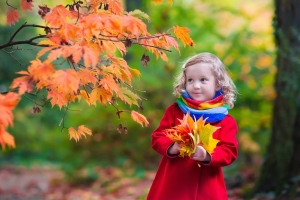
20,0,34,11
131,111,149,127
122,15,147,39
162,34,179,52
80,90,91,104
47,89,69,109
88,0,123,15
0,92,19,150
59,44,83,64
0,125,15,150
83,46,99,68
107,0,124,15
52,69,80,93
28,60,55,85
68,125,92,142
62,23,81,41
10,71,34,95
107,56,136,84
173,26,194,47
0,92,20,128
166,114,219,157
48,48,63,62
48,34,63,45
102,40,126,56
78,68,98,86
78,13,105,36
44,5,75,27
6,9,20,26
99,75,120,93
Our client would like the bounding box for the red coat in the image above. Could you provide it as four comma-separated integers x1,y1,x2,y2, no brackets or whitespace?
147,103,238,200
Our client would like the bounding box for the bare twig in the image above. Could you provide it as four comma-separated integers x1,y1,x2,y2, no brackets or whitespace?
96,36,172,52
5,46,38,52
0,40,48,49
23,95,49,107
59,97,71,130
6,0,16,9
1,49,25,66
132,41,172,52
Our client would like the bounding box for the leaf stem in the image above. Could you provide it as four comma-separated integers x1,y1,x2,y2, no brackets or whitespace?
6,0,16,9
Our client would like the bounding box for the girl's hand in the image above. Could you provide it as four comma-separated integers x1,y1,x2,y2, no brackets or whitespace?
191,145,211,162
167,142,181,155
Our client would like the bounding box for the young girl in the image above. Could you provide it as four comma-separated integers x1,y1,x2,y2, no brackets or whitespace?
147,52,238,200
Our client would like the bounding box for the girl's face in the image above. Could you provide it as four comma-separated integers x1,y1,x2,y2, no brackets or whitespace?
185,63,220,102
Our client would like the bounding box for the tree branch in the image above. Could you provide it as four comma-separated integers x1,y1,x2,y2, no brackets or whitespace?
1,49,25,66
0,35,49,49
0,23,54,49
97,36,172,52
9,23,50,42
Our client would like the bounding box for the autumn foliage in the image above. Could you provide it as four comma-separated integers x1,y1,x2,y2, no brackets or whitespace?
1,0,194,149
166,114,220,158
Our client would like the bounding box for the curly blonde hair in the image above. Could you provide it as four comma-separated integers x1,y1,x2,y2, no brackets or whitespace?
173,52,237,108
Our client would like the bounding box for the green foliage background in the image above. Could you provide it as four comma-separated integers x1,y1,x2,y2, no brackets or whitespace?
0,0,275,183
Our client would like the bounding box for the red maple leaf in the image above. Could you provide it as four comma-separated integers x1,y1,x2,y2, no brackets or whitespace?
20,0,34,11
6,9,20,26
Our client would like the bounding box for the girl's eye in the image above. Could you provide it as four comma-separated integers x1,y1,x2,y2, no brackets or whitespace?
187,79,193,83
201,78,207,82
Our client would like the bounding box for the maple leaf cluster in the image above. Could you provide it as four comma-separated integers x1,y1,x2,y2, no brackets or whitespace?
0,93,19,150
166,114,220,158
1,0,194,148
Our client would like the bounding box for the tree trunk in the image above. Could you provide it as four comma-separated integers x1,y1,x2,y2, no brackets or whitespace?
251,0,300,198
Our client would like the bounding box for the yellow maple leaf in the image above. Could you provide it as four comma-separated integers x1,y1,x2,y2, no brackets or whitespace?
179,145,194,157
173,26,194,47
196,118,220,154
89,87,113,105
117,87,140,106
68,125,92,142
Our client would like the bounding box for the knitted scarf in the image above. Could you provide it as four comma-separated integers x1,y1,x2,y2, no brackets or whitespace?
176,90,229,123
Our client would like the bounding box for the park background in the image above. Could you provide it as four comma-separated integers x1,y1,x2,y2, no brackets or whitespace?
0,0,276,199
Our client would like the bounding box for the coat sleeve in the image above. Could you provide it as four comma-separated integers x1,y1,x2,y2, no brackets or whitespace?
151,104,179,157
206,115,238,167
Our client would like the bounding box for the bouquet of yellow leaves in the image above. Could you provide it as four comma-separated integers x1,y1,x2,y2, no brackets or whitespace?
166,113,220,157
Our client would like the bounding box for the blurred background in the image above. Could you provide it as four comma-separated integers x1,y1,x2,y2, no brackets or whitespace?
0,0,275,199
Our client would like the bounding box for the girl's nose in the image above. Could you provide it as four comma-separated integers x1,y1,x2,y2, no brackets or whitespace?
194,82,201,89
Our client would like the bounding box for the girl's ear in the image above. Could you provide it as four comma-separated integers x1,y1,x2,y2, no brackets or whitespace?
216,84,221,91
